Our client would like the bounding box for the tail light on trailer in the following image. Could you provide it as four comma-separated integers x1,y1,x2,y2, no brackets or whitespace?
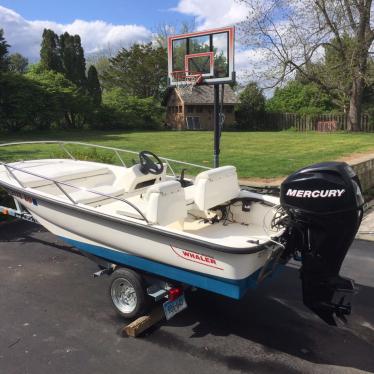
168,286,183,301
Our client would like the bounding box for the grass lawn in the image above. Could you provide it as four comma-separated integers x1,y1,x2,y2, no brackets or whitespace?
0,130,373,178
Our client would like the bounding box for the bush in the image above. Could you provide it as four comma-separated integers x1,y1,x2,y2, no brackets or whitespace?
27,66,94,129
102,88,164,130
266,81,334,114
0,72,57,132
235,82,266,130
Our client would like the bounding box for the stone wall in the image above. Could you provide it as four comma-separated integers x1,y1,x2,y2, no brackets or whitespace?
350,154,374,193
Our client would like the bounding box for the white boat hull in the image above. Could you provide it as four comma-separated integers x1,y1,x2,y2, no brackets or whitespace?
12,191,277,299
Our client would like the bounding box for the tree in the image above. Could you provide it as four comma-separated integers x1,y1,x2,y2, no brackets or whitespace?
0,72,58,131
40,30,87,89
8,53,29,73
87,65,102,105
86,55,110,84
40,29,63,72
60,32,87,88
239,0,374,131
236,82,266,129
27,64,93,129
102,43,168,99
0,29,10,72
154,20,196,48
103,88,163,129
266,81,334,114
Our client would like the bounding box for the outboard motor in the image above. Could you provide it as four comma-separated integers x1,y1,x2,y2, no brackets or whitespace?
280,162,364,325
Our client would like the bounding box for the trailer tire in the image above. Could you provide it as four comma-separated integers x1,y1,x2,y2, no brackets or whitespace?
110,268,149,319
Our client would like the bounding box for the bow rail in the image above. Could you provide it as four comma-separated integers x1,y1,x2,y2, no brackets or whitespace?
0,141,211,176
0,141,211,224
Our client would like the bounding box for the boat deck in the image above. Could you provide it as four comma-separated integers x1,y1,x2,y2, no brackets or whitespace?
96,198,277,249
1,158,281,250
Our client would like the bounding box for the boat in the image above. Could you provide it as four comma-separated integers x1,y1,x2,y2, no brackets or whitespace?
0,141,364,325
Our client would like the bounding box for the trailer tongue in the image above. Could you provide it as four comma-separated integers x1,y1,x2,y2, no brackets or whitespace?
280,161,364,325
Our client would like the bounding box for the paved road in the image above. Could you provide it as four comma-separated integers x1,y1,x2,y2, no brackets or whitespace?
0,221,373,374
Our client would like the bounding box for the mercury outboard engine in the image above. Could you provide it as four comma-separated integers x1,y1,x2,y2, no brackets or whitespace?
280,162,364,325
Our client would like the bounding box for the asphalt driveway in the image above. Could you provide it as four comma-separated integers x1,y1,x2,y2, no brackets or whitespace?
0,220,373,374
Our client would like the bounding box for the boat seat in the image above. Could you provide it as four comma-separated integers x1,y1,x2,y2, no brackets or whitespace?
184,185,196,205
186,166,240,210
145,180,187,225
117,181,187,225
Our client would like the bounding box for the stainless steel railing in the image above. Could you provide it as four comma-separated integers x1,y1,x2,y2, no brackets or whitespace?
0,161,149,223
0,140,212,223
0,141,212,224
0,141,211,176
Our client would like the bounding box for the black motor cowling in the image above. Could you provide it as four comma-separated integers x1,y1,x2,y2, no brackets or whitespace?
280,162,364,325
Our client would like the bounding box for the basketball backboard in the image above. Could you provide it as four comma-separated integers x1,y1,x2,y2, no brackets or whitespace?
167,26,235,87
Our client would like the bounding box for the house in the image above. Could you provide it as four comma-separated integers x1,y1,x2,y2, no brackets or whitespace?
162,85,238,130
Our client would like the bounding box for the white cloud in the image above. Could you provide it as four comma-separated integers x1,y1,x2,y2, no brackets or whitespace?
173,0,271,87
0,5,152,60
235,48,271,85
172,0,249,29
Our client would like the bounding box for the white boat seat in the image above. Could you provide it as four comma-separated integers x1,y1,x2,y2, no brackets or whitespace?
145,180,187,225
184,185,196,205
116,181,187,225
63,185,125,205
188,166,240,210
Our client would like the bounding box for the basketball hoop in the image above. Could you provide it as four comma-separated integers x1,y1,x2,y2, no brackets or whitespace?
171,70,203,95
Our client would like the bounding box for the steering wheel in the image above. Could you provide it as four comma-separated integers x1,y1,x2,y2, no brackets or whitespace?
139,150,164,175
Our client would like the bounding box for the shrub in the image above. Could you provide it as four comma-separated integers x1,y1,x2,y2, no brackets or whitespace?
102,88,164,130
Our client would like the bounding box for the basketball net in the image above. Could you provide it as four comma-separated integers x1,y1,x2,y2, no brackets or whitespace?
171,71,203,95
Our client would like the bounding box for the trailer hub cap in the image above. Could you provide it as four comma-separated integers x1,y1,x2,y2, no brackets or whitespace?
111,278,137,314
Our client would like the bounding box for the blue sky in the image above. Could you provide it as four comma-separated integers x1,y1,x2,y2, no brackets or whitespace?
0,0,257,83
0,0,191,28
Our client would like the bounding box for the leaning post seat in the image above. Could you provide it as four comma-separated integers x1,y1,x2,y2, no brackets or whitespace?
190,166,240,210
145,180,187,225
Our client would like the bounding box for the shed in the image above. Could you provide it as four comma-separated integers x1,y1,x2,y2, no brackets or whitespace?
163,85,238,130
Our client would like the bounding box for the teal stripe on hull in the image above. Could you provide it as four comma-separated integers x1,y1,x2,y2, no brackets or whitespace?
60,237,263,299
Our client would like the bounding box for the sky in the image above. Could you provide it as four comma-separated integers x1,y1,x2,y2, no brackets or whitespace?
0,0,250,60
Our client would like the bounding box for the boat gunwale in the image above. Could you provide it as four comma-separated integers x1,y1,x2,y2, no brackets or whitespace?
0,141,282,255
0,179,279,255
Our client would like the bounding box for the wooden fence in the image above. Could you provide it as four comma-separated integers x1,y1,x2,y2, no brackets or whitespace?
263,112,374,132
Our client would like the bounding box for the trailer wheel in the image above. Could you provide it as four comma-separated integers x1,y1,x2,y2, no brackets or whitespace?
110,268,149,319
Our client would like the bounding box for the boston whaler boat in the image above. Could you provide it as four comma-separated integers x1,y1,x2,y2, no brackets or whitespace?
0,141,364,325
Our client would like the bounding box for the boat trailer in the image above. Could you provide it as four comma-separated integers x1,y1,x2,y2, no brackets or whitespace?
0,198,283,337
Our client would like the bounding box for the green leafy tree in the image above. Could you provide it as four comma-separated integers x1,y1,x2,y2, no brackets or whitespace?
40,30,87,89
0,29,10,72
102,43,167,99
27,64,93,129
102,88,163,129
40,29,63,72
86,55,110,84
266,81,334,115
60,32,87,88
87,65,102,105
236,82,266,129
8,53,29,73
0,72,59,131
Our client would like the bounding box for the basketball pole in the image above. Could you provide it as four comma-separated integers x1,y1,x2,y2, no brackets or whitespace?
213,84,220,168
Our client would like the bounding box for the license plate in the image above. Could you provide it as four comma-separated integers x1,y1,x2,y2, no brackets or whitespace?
163,294,187,320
